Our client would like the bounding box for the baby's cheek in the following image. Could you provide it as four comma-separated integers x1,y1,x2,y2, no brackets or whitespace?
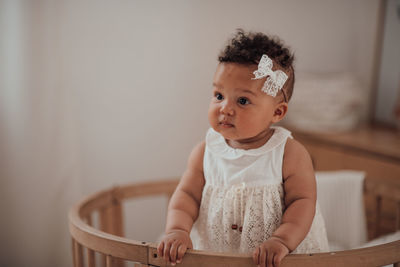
207,108,215,123
208,112,217,127
208,106,219,125
239,118,257,132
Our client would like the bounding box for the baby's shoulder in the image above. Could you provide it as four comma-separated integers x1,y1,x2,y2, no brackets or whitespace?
282,138,313,178
187,141,206,171
192,140,206,155
284,138,309,158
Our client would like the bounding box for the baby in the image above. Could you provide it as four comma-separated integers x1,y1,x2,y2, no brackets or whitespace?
157,30,329,267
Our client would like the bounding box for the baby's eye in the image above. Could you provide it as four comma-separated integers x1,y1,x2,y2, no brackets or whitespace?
238,97,250,105
215,92,223,101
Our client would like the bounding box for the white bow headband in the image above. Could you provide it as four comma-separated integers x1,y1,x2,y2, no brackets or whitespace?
252,54,288,97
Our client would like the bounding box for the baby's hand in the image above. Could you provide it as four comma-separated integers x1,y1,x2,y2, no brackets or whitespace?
252,237,289,267
157,229,193,265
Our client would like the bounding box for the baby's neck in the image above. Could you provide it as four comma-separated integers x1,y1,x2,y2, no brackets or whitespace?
226,128,275,150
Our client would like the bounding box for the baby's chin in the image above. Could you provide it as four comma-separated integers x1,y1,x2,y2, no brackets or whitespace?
213,127,242,141
218,128,273,145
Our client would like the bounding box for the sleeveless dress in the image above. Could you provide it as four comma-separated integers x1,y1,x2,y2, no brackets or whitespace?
190,126,329,254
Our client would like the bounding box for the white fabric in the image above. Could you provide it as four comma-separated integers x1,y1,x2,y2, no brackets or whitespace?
316,170,367,250
282,72,363,133
191,127,329,253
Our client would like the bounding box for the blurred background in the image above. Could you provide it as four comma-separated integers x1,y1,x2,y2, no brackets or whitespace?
1,0,399,266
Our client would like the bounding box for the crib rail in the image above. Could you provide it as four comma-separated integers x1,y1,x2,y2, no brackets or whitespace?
69,178,400,267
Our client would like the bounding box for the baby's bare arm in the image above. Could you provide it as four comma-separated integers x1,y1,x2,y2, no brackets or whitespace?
272,138,316,251
253,138,317,267
158,141,205,264
165,141,205,233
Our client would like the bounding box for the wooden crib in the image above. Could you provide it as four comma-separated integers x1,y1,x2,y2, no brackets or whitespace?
69,176,400,267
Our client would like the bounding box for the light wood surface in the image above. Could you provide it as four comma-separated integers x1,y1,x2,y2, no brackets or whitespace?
69,178,400,267
292,125,400,162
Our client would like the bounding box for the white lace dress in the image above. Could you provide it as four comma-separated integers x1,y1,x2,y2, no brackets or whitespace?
190,127,329,254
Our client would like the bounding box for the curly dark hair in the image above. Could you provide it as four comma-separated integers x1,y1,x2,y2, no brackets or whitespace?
218,29,295,101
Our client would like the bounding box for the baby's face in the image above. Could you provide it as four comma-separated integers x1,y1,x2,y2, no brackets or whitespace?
208,63,286,148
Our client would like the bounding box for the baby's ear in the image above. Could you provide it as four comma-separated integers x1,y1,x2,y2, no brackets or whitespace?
272,102,288,123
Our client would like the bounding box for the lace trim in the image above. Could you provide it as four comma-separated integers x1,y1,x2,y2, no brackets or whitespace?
192,183,284,253
191,183,329,253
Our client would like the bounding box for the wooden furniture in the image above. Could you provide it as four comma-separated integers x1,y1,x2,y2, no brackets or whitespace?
69,179,400,267
292,125,400,239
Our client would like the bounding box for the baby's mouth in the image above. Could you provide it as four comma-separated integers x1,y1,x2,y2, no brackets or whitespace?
219,121,234,128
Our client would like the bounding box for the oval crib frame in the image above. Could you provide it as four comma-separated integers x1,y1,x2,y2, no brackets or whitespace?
69,178,400,267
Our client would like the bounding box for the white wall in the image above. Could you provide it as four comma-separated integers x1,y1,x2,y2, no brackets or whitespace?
0,0,380,266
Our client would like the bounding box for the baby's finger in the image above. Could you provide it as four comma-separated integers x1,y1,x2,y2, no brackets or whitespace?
252,247,260,265
176,243,187,263
274,253,286,267
273,252,285,267
163,241,172,262
267,251,274,267
169,241,180,263
157,241,164,258
260,249,267,267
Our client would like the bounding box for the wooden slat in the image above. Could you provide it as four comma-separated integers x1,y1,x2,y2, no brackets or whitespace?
110,197,124,238
72,239,84,267
365,177,400,202
87,248,95,267
86,215,93,226
99,195,124,267
79,190,115,218
375,195,382,238
397,201,400,231
85,214,96,267
71,238,76,267
98,194,124,236
99,208,112,267
106,255,113,267
100,206,112,234
76,240,84,267
364,178,400,238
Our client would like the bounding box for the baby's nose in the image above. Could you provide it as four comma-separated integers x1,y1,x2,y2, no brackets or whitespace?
220,101,235,116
